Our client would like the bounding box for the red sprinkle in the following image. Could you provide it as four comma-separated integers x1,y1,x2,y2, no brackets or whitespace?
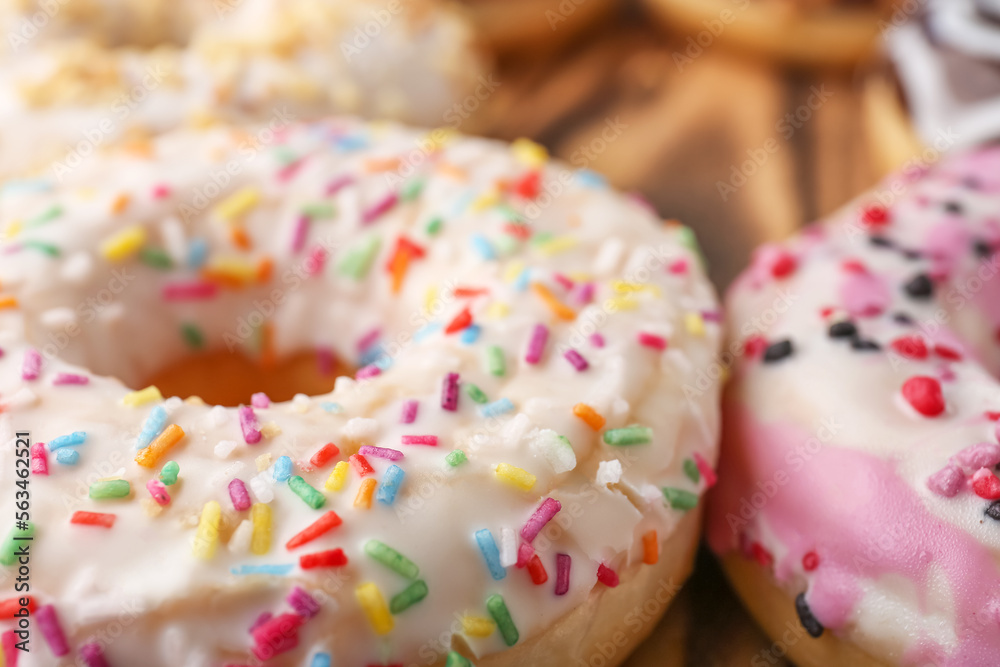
973,468,1000,500
596,563,619,588
802,551,820,572
841,258,867,274
743,335,767,358
861,204,890,227
637,332,667,351
902,376,946,417
300,549,348,569
70,511,115,528
770,252,797,278
985,411,1000,421
445,307,472,334
0,596,35,618
526,555,548,585
350,454,375,477
513,170,541,199
309,443,340,468
750,542,773,568
286,511,343,550
890,335,928,359
934,344,962,361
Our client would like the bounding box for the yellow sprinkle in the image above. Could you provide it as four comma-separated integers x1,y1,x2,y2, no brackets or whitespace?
535,236,578,257
531,282,576,321
214,187,260,221
511,138,548,168
206,256,257,283
122,386,162,407
255,454,273,472
2,221,22,240
472,190,500,212
356,582,394,635
354,477,376,509
192,501,221,560
503,261,525,284
260,422,282,438
140,498,163,518
606,295,639,311
487,302,510,320
424,286,438,315
135,424,185,468
325,461,350,492
250,503,272,555
100,226,146,262
495,463,536,491
567,271,591,282
462,615,496,638
612,281,659,295
685,312,705,337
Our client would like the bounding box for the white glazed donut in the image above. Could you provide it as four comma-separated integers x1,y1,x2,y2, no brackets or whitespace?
0,0,486,178
0,118,721,666
709,146,1000,665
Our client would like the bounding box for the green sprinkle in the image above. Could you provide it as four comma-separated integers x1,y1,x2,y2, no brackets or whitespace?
529,231,554,247
446,652,474,667
338,235,381,280
663,487,698,511
89,480,131,500
683,459,701,484
493,235,518,257
464,383,488,404
676,226,706,268
486,345,506,377
139,247,173,269
0,522,34,566
25,205,62,228
486,594,519,646
389,579,428,614
288,475,326,509
446,450,467,467
364,539,419,579
302,202,336,219
400,178,425,202
22,240,60,257
181,323,205,350
273,146,298,166
159,461,180,486
602,427,653,446
425,217,443,236
495,204,522,222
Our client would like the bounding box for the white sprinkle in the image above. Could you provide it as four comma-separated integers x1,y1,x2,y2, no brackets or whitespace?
60,251,94,283
611,397,630,419
164,397,183,413
250,473,274,503
501,413,532,447
334,376,356,393
209,405,229,427
593,237,625,276
40,307,76,329
342,417,378,442
292,394,311,414
4,388,38,409
214,440,238,459
228,519,253,554
499,527,517,568
161,216,187,265
596,460,623,485
530,429,577,473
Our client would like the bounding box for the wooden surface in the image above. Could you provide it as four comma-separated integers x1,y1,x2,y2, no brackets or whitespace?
469,10,891,665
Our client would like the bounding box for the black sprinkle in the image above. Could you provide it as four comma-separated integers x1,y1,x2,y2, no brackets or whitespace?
795,593,824,638
851,339,882,351
894,312,915,325
974,239,993,258
902,249,923,261
828,321,858,339
987,501,1000,522
869,236,894,249
904,274,934,299
763,340,794,363
943,200,964,215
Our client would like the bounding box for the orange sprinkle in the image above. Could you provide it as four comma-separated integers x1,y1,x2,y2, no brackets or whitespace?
531,283,576,321
199,268,247,290
230,225,251,250
454,286,489,298
0,296,18,310
389,249,409,294
135,424,185,468
437,162,467,181
354,478,376,509
70,511,116,528
364,157,402,173
572,403,605,431
111,193,130,214
256,256,274,283
642,530,659,565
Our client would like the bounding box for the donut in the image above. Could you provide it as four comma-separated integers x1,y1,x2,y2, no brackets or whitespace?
0,0,485,178
642,0,891,68
0,117,722,665
708,144,1000,665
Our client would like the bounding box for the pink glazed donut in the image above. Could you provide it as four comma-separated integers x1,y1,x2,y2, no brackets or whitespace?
710,144,1000,666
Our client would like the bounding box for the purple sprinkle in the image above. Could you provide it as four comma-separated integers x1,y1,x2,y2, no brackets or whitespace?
555,553,571,595
239,405,262,445
356,364,381,380
290,215,310,253
325,175,353,196
564,349,589,372
401,435,438,446
955,442,1000,471
36,604,70,657
441,373,460,411
927,464,964,498
590,333,605,348
574,282,595,305
316,346,335,376
21,348,41,381
288,586,321,619
251,392,271,409
357,328,381,353
525,324,549,365
229,478,252,511
521,498,562,543
400,400,419,424
553,273,574,290
361,192,398,225
79,642,109,667
359,445,403,461
702,310,723,323
249,611,273,633
53,373,89,386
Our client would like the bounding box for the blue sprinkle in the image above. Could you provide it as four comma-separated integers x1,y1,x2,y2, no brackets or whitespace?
374,354,394,371
460,324,481,345
358,344,386,368
514,268,531,292
48,431,86,451
413,323,441,343
1,180,52,196
479,397,514,419
450,190,475,216
230,564,295,576
55,449,79,465
376,465,405,505
273,456,293,482
576,169,607,188
471,234,496,261
187,238,209,269
320,402,342,414
310,653,332,667
475,529,506,580
334,134,368,152
136,406,168,449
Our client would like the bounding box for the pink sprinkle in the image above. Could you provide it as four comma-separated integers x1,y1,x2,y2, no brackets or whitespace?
553,273,574,290
277,158,306,182
637,332,667,351
401,435,437,446
249,612,273,633
927,464,964,497
702,310,723,323
525,324,549,364
573,282,595,305
30,443,48,475
359,445,403,461
955,442,1000,471
52,373,88,386
80,642,109,667
362,192,399,225
21,348,41,381
441,373,459,411
563,349,588,372
304,245,329,277
357,328,381,353
151,184,171,199
316,346,335,376
596,563,619,587
287,587,320,619
589,333,605,348
290,215,310,253
668,258,689,274
1,631,17,667
325,175,353,195
239,405,262,444
251,613,304,661
162,281,218,301
516,542,535,568
356,364,381,380
146,479,171,506
555,553,571,595
400,400,419,424
36,605,70,657
229,478,252,511
521,497,561,542
250,392,271,409
693,452,717,489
